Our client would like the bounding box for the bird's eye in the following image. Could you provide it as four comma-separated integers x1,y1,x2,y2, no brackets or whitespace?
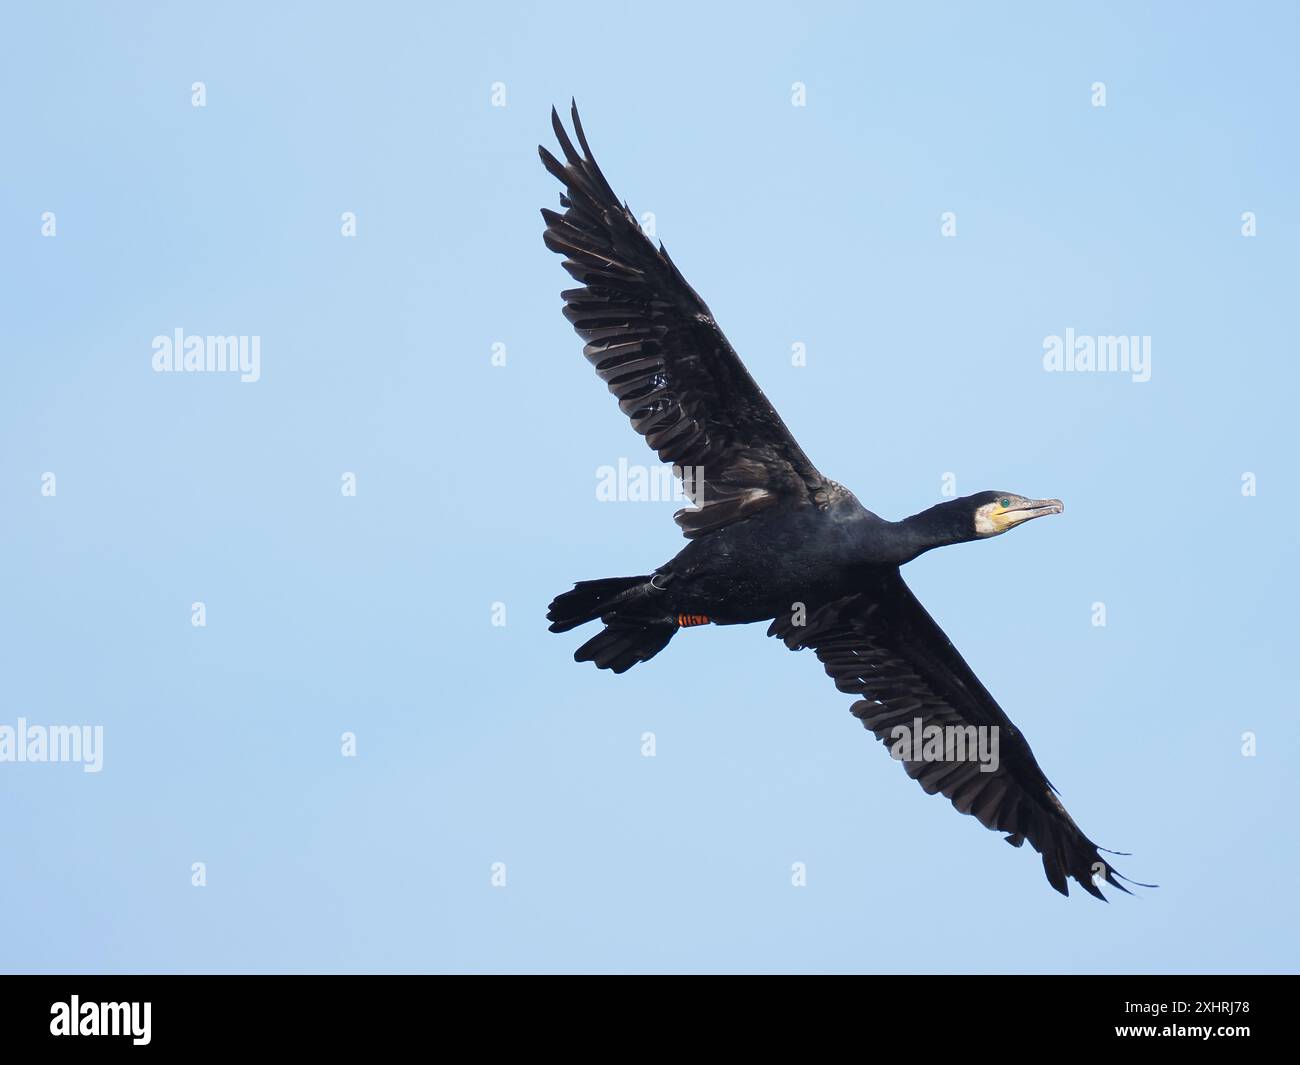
999,498,1011,508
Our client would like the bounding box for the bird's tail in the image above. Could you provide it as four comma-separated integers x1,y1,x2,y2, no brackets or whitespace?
547,576,649,632
572,617,678,673
547,575,678,673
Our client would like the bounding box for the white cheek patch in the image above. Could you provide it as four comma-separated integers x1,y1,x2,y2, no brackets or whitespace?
974,504,1001,536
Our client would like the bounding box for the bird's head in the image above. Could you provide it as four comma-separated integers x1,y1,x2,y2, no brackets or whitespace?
895,491,1065,562
967,491,1064,538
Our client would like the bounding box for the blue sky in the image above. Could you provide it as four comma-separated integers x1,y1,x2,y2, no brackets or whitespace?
1,1,1296,973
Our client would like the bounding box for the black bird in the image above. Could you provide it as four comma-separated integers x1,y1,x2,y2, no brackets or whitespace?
539,103,1143,900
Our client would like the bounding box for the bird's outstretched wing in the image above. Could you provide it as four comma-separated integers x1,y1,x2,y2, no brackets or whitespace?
540,102,827,538
770,573,1143,898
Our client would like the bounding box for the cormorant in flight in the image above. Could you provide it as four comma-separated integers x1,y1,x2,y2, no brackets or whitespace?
540,104,1142,899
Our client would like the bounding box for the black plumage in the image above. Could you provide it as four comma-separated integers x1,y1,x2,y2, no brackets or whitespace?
540,103,1147,900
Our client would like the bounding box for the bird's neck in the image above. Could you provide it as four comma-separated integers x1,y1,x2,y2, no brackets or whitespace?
881,501,976,565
